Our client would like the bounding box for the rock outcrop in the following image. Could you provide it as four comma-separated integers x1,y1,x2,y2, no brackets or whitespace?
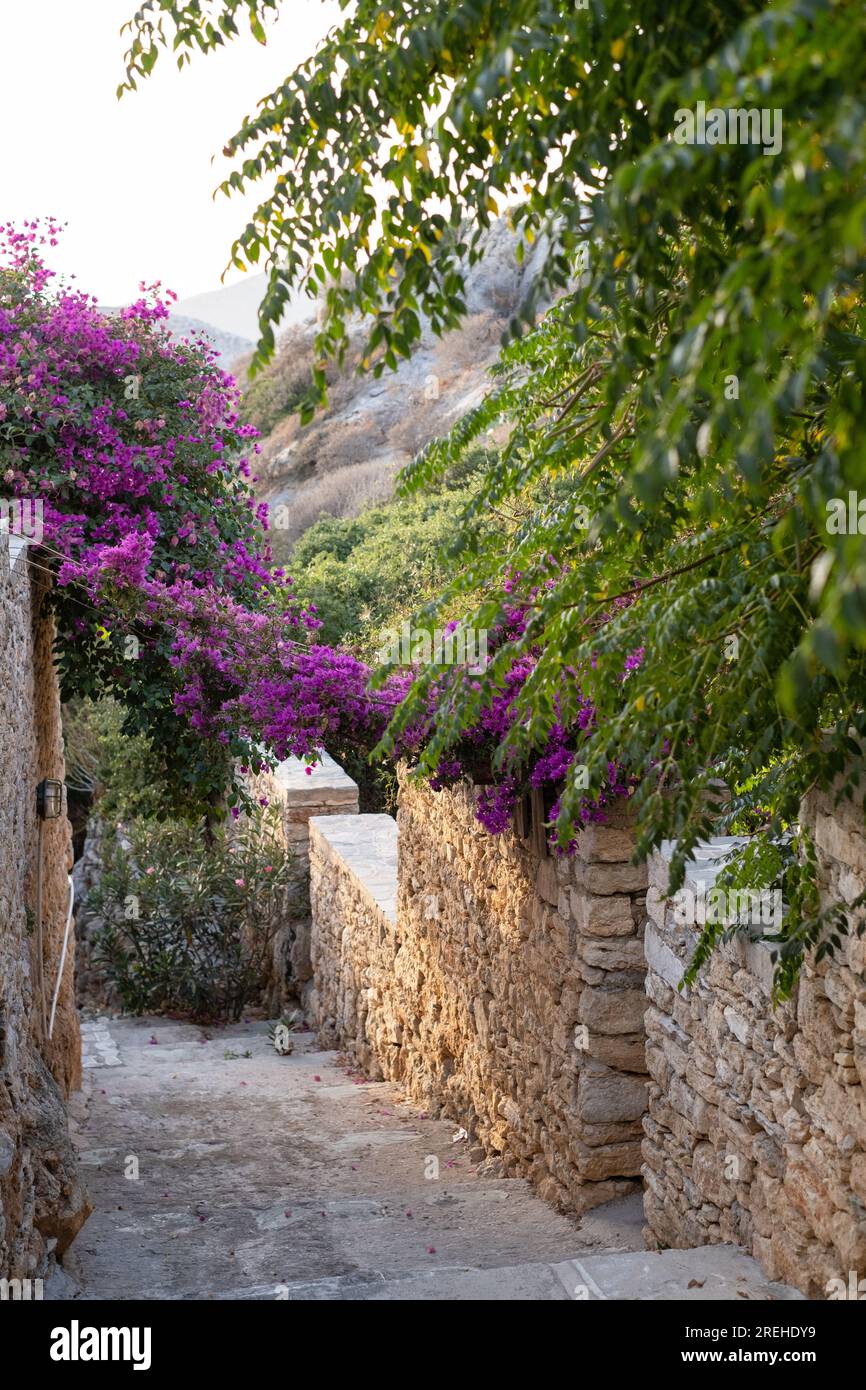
248,219,558,547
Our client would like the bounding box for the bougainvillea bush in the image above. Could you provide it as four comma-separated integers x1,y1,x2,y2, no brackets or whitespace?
1,220,267,809
0,221,373,814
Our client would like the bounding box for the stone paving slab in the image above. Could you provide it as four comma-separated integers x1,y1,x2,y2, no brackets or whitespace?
80,1019,122,1068
552,1248,805,1301
265,1261,572,1301
65,1016,622,1300
208,1246,804,1302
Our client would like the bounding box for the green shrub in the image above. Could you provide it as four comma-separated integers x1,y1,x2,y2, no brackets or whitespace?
64,697,206,824
237,349,313,437
328,745,399,817
290,465,490,655
89,807,301,1021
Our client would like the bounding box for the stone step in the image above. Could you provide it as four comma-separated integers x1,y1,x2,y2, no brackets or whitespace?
217,1244,803,1302
553,1246,804,1302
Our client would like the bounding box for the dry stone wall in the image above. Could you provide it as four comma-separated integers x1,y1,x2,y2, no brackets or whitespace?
251,752,359,1012
309,811,399,1055
0,538,90,1281
642,797,866,1299
306,749,866,1287
310,769,649,1213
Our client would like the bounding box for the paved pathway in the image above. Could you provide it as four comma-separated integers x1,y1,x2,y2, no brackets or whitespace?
60,1016,801,1301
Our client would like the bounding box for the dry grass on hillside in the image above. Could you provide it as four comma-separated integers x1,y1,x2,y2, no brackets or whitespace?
240,310,504,488
269,456,402,560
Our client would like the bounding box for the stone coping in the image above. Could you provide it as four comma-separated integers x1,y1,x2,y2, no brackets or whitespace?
309,813,398,923
268,750,359,803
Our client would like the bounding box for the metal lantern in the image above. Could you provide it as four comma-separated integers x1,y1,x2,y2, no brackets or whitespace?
36,778,64,821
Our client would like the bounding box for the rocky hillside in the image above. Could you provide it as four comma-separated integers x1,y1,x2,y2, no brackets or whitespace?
238,219,554,552
104,306,253,370
173,271,313,345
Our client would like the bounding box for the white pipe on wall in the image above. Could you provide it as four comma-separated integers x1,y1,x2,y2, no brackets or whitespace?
48,875,75,1042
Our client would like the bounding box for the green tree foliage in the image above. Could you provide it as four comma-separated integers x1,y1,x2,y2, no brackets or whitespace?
288,459,490,812
63,697,200,824
123,0,866,987
290,467,488,652
236,343,313,438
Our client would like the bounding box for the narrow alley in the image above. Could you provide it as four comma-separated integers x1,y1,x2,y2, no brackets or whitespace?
61,1017,802,1302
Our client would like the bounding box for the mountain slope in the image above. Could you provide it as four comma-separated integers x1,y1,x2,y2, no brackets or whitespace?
174,273,315,344
239,219,555,551
166,313,253,370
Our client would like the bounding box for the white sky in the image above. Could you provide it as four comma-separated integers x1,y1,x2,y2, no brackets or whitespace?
0,0,341,305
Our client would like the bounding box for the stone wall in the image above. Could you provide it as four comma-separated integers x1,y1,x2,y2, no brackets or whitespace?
310,770,649,1213
71,817,108,1010
252,752,359,1012
306,751,866,1284
642,800,866,1298
0,536,90,1281
309,811,398,1055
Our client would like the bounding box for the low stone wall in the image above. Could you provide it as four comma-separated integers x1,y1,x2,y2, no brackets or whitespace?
0,538,90,1280
642,801,866,1298
71,817,108,1010
252,753,359,1012
310,771,649,1213
255,751,360,862
309,812,399,1054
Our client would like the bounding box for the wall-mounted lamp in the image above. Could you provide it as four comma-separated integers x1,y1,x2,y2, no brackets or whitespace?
36,778,64,820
